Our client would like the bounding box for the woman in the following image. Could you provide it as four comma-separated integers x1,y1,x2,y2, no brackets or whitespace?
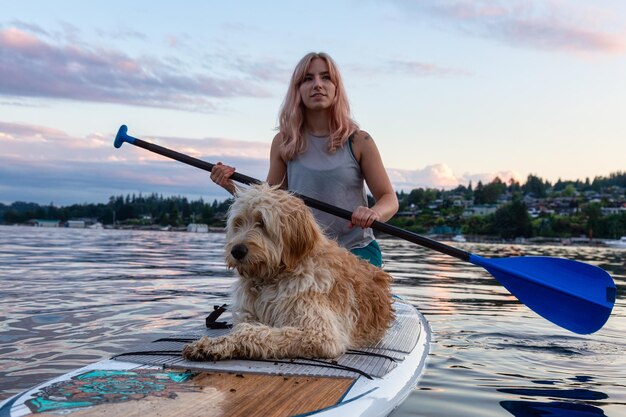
211,52,398,267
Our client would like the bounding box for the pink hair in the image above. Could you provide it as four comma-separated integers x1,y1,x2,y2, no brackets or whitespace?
278,52,358,160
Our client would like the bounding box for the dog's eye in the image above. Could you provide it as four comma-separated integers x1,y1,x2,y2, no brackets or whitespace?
257,219,265,229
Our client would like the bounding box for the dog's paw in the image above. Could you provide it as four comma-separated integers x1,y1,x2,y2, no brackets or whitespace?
182,340,213,361
182,337,232,361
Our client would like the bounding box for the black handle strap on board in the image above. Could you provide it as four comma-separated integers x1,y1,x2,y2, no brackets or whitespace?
206,304,231,329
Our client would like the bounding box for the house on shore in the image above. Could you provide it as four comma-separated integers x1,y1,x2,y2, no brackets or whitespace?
462,205,498,218
66,220,86,228
27,219,61,227
187,223,209,232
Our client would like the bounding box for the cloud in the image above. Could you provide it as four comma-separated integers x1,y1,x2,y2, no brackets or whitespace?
229,57,292,83
0,27,272,111
388,164,523,190
95,27,148,41
389,164,461,190
0,121,524,205
6,20,51,37
390,60,472,77
0,121,272,161
347,60,471,79
0,121,270,205
393,0,626,55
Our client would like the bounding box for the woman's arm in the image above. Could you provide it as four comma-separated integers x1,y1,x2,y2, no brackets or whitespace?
267,133,288,189
351,130,398,228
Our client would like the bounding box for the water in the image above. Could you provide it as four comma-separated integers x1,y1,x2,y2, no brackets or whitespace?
0,225,624,416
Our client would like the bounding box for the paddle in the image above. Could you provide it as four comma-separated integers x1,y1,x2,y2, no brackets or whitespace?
114,125,616,334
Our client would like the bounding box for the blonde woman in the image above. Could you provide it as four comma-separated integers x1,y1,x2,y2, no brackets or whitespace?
211,52,398,266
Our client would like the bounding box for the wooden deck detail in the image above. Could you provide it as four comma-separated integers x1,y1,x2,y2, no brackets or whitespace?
46,371,355,417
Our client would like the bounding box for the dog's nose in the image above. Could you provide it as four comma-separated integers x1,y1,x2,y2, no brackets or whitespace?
231,244,248,260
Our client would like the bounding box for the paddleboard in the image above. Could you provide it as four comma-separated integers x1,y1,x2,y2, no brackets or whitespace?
0,299,430,417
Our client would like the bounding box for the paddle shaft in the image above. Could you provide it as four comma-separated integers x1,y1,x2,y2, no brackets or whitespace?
115,126,471,261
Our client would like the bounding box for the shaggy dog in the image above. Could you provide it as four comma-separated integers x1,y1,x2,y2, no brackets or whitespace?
182,184,394,361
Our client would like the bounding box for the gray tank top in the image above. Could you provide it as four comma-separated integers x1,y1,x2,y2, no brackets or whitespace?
287,133,375,250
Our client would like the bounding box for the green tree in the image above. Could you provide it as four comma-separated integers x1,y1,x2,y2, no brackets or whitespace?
523,174,549,198
462,215,490,235
482,177,506,204
490,199,532,238
581,203,602,239
473,181,485,204
407,188,436,209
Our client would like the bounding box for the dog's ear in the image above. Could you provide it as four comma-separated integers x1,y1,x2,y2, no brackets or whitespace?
281,206,322,270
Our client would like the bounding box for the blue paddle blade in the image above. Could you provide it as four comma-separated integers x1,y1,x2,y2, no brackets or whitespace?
469,255,616,334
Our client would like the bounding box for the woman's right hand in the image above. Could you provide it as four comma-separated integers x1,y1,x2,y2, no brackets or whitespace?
210,162,236,194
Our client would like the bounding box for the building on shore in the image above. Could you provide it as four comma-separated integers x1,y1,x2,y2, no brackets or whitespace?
187,223,209,233
27,219,61,227
66,220,86,228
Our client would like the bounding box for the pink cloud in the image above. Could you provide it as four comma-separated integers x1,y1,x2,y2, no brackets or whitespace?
0,121,271,204
0,27,272,111
388,164,523,190
0,121,271,162
0,121,69,142
1,27,40,48
394,0,626,55
388,163,461,190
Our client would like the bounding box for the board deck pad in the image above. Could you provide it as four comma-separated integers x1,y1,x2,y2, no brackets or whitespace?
16,370,355,417
112,301,422,379
20,369,198,414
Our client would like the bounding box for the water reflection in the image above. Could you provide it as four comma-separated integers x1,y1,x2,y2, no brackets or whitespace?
1,227,625,416
501,400,606,416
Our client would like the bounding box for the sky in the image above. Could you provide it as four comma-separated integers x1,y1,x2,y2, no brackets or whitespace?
1,0,625,206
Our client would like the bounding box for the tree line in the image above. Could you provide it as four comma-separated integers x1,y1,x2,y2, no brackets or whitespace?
1,172,625,239
0,193,233,227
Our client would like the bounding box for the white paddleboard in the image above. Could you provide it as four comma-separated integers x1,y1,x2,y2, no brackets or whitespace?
0,299,430,417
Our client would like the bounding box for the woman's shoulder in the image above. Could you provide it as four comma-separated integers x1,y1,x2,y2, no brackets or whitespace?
350,129,374,144
270,132,288,163
271,131,284,143
271,132,287,151
349,129,376,158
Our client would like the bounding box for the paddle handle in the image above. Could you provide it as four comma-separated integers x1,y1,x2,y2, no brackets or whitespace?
115,125,262,186
114,125,471,262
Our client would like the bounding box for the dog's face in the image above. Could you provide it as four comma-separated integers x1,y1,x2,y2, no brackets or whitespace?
225,184,322,280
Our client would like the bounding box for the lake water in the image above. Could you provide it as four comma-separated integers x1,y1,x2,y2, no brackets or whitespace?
0,225,624,416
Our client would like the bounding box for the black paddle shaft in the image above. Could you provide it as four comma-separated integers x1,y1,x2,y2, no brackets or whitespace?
124,135,472,262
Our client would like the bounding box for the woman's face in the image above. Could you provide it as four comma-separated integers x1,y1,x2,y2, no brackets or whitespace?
299,58,336,111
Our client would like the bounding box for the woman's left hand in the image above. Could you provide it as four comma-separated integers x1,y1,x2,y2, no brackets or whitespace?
350,206,381,229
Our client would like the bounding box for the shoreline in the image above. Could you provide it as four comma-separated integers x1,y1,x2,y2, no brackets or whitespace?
2,224,623,250
379,233,625,250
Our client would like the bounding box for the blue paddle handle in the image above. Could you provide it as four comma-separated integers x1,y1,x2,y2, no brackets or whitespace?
113,125,472,262
114,125,133,148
